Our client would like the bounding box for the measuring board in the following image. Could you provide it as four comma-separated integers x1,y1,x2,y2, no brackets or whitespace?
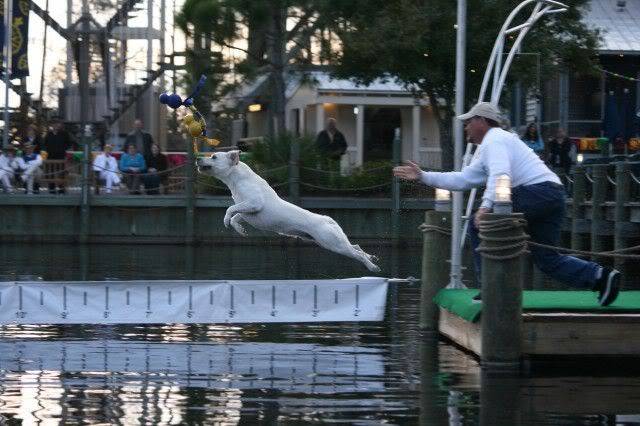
0,340,385,392
0,277,388,324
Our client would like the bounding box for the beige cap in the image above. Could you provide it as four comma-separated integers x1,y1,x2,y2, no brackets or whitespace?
457,102,502,122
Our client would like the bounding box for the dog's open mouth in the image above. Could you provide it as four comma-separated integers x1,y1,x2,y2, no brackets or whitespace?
199,165,212,171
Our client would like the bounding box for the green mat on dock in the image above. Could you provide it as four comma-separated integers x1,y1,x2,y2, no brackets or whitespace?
434,289,640,323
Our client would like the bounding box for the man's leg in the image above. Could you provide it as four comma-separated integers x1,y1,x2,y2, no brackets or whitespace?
515,183,600,289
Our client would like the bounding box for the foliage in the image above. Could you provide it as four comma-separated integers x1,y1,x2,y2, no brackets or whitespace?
196,133,397,197
326,0,600,168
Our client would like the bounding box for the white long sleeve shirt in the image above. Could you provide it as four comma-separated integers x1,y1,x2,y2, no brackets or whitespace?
420,127,561,209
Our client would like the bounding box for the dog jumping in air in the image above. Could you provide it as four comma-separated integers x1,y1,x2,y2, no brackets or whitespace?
197,150,381,272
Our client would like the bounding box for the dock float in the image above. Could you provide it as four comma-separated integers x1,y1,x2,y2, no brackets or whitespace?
435,289,640,358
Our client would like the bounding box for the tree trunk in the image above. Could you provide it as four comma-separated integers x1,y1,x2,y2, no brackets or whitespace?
247,13,267,66
427,91,454,170
266,2,286,140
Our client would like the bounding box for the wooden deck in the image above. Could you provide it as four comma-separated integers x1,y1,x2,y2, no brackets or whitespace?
439,308,640,358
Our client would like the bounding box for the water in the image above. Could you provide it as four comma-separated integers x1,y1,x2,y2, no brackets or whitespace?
0,243,638,425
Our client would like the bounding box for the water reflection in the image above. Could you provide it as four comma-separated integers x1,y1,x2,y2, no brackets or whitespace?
0,244,639,424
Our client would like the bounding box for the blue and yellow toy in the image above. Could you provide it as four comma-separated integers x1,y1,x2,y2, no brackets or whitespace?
159,75,220,151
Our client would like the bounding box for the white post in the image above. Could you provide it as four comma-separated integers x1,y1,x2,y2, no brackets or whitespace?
356,103,364,166
412,105,421,163
159,0,166,148
315,103,324,134
65,0,73,123
147,0,155,138
449,0,466,288
298,107,305,136
2,0,13,148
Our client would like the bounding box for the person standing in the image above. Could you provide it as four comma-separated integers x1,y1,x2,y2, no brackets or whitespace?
315,118,347,165
547,128,575,176
43,119,75,194
22,124,43,153
124,119,154,160
521,123,544,157
393,102,621,306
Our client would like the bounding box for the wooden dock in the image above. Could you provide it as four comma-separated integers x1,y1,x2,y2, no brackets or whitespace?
435,289,640,359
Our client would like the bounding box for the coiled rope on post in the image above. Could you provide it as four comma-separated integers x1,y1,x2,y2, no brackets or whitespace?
476,217,530,260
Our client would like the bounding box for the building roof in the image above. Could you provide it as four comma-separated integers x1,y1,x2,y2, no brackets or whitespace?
584,0,640,54
302,71,411,94
215,71,417,111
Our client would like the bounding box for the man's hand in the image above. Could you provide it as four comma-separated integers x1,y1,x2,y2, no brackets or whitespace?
392,161,422,181
474,207,491,228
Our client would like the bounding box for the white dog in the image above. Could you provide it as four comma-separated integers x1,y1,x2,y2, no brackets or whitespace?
197,150,380,272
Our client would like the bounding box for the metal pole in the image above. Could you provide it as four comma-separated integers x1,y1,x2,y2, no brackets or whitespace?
147,0,155,138
185,136,195,244
3,0,13,148
79,1,91,243
66,0,73,120
449,0,466,288
391,128,401,242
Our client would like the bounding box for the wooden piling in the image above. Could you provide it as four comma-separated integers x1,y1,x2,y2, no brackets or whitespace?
571,166,587,251
479,213,526,370
614,162,631,286
288,137,300,205
590,164,608,260
420,210,451,332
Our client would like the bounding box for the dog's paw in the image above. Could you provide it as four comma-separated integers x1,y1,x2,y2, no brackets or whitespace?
223,215,232,228
368,264,382,273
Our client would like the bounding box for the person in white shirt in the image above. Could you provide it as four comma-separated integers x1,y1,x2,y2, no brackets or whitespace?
92,144,121,194
393,102,621,306
0,146,17,192
14,143,43,194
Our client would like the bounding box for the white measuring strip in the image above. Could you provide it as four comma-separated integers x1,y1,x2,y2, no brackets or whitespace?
0,340,385,392
0,277,388,324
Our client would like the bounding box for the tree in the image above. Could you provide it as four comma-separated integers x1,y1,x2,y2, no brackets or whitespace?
326,0,600,169
177,0,332,139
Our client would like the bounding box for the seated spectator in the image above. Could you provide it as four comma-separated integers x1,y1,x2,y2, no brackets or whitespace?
521,123,544,157
143,143,168,195
0,145,17,193
119,144,146,194
22,124,43,153
93,144,121,194
13,143,43,194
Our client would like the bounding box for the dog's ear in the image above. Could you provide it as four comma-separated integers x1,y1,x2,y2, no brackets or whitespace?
229,150,240,166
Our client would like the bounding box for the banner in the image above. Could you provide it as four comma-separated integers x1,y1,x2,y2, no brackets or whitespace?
0,277,389,324
0,0,30,79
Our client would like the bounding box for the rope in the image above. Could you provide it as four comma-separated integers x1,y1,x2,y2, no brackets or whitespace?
629,171,640,185
584,172,594,183
606,175,617,186
419,223,451,236
527,241,640,259
92,163,186,177
299,181,391,191
476,218,529,260
299,164,391,175
252,165,288,175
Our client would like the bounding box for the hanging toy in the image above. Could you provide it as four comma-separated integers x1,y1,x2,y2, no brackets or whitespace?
159,75,220,153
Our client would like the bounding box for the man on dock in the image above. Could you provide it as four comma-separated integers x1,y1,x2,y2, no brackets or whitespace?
393,102,621,306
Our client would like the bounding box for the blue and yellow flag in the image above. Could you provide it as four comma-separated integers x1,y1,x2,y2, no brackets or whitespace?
0,0,30,79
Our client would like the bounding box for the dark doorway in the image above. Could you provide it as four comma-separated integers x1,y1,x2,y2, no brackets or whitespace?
363,107,402,162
